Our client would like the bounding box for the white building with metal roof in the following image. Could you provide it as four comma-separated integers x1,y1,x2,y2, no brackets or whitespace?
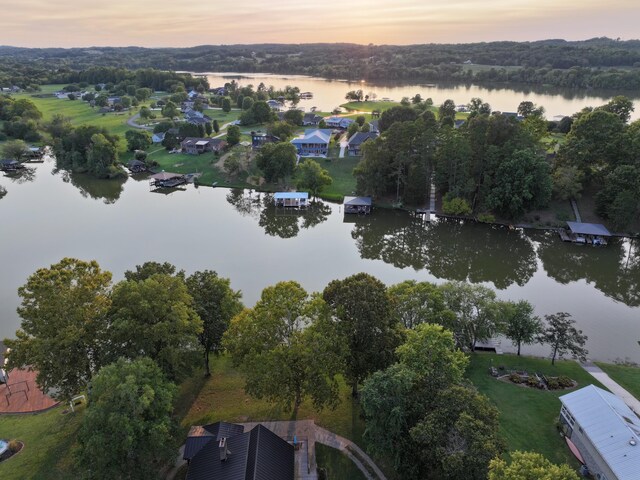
559,385,640,480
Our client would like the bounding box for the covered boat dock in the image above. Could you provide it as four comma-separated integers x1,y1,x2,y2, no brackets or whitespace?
274,192,309,208
149,171,186,190
559,222,611,246
343,196,372,215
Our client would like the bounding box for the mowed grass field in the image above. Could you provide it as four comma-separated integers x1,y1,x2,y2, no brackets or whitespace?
467,353,605,466
595,362,640,400
180,355,366,447
0,405,85,480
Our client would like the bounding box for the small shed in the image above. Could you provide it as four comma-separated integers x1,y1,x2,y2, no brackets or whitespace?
344,196,372,214
274,192,309,208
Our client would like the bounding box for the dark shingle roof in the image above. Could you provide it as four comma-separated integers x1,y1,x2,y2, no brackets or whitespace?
348,132,378,147
185,423,294,480
186,430,251,480
249,425,294,480
205,422,245,439
184,421,245,460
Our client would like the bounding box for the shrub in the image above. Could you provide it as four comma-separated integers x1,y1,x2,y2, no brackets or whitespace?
477,213,495,223
8,440,21,452
527,376,540,388
558,376,574,388
443,195,472,216
509,373,523,384
547,378,560,390
134,150,147,161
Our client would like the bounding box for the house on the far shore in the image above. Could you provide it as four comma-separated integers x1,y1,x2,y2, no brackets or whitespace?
183,421,294,480
290,129,332,157
152,132,166,144
347,132,378,156
181,137,227,155
559,385,640,480
324,117,355,129
251,132,280,150
303,113,323,126
267,99,284,111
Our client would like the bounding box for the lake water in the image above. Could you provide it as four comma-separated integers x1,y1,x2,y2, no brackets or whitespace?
200,72,640,121
1,160,639,363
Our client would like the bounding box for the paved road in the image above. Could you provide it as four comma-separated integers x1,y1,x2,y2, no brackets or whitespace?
581,361,640,414
126,113,153,131
339,143,347,158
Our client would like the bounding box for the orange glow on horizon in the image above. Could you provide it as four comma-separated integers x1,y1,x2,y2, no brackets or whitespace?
0,0,637,47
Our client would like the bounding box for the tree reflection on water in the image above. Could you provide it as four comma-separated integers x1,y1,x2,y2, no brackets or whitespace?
536,231,640,307
226,189,332,239
57,169,126,204
350,212,537,289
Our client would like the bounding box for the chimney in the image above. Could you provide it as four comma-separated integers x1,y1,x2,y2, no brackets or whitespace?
219,437,230,461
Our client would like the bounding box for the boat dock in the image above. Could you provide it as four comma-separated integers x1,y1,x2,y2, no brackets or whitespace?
558,221,611,246
149,171,187,190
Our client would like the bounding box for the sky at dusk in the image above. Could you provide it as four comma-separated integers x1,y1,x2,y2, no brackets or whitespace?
1,0,638,47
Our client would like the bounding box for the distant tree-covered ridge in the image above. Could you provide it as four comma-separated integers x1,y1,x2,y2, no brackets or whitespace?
2,38,640,90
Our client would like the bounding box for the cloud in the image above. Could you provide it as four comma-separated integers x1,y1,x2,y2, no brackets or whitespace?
0,0,638,47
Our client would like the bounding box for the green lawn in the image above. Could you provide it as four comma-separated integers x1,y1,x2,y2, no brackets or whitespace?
0,405,84,480
341,101,400,112
316,156,359,201
316,443,367,480
143,148,238,188
202,109,241,128
467,353,605,466
595,363,640,400
180,355,365,447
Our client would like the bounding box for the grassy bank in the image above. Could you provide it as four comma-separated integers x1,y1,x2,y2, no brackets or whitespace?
341,101,400,112
595,362,640,399
180,355,365,446
467,353,605,466
316,443,367,480
0,405,84,480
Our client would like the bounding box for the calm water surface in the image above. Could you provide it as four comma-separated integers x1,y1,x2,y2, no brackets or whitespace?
1,161,639,363
201,72,640,120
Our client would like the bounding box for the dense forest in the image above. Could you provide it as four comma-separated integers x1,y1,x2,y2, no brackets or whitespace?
1,38,640,90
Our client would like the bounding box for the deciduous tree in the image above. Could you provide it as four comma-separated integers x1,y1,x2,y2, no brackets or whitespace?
489,451,579,480
256,142,297,183
322,273,401,396
186,270,243,376
125,130,152,152
387,280,450,329
503,300,542,355
4,258,113,400
109,274,202,378
224,282,345,413
410,385,504,480
226,124,240,146
76,358,177,480
296,159,332,198
2,139,29,161
440,281,502,351
539,312,588,365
